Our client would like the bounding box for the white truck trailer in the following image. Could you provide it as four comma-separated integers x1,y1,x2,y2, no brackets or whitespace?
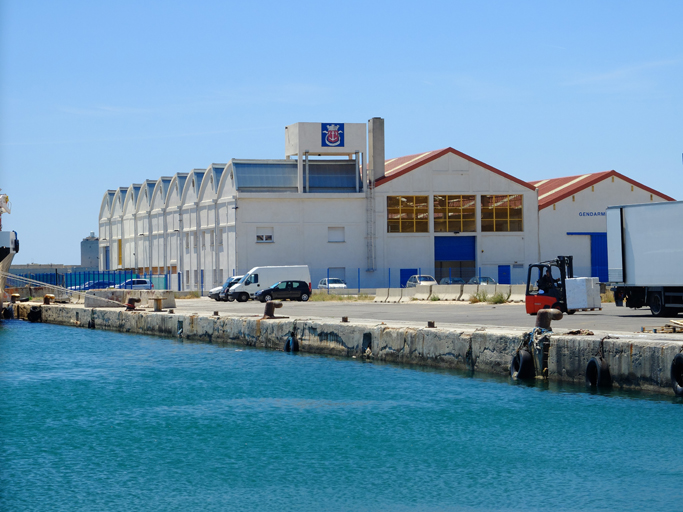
607,201,683,317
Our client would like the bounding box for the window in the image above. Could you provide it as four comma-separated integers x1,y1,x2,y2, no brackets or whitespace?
256,227,273,243
434,195,476,232
185,234,189,249
194,270,198,284
218,229,224,245
481,195,523,232
328,227,345,242
387,196,429,233
185,270,190,285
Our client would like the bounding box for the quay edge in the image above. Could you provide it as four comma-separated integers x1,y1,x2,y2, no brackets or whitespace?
12,303,683,397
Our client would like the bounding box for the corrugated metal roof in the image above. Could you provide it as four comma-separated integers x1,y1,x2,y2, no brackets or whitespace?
529,170,675,209
376,147,536,191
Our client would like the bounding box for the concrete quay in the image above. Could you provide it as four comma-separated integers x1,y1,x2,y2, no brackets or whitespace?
11,301,683,397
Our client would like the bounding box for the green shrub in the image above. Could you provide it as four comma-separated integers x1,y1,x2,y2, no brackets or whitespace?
430,295,440,301
487,292,507,304
469,291,488,303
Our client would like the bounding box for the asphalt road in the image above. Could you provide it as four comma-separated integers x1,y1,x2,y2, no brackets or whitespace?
172,297,678,335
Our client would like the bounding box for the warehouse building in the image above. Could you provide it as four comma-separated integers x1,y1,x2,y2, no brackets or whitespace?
98,118,674,291
98,119,542,289
530,171,674,281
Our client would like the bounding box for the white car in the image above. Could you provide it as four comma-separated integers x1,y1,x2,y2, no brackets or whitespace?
405,275,437,288
115,278,154,290
318,278,348,289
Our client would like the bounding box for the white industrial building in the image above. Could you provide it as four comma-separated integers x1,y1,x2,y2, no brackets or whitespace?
98,119,542,289
530,171,674,282
98,118,674,291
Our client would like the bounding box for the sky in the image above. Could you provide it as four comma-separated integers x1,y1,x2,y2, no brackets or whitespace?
1,0,682,265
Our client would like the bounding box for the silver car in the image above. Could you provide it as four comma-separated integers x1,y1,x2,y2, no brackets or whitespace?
405,275,437,288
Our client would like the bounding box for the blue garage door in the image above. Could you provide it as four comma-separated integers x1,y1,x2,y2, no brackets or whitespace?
434,236,476,282
591,233,608,283
567,232,608,283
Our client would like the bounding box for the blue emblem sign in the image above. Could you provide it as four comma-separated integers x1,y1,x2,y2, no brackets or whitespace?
321,123,344,147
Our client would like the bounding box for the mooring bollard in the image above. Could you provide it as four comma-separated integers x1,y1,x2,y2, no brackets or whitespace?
535,308,563,330
43,294,55,305
10,294,20,304
262,301,283,319
427,321,436,328
126,298,141,311
341,316,349,323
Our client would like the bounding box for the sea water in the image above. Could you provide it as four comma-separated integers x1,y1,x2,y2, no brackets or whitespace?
1,320,682,512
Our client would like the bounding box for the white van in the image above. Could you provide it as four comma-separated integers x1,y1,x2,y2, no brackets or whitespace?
228,266,311,302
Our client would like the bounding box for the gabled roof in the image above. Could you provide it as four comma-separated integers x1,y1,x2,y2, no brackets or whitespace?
529,170,675,210
375,147,536,191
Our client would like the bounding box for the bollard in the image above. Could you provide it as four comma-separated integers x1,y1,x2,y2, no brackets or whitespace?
168,309,174,314
126,298,141,311
427,321,436,328
213,311,219,316
43,294,55,305
262,301,283,319
535,308,563,330
152,297,163,312
341,316,349,323
11,294,20,304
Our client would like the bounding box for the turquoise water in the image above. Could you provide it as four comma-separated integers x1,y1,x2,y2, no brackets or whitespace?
1,321,682,512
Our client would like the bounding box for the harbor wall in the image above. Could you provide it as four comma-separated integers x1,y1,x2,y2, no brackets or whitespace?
12,303,683,396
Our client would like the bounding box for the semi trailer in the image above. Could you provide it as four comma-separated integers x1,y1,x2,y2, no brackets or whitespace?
607,201,683,317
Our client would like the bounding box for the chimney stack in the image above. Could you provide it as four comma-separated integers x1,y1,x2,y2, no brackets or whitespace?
368,117,385,184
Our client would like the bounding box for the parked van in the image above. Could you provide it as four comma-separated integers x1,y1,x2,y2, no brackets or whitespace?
228,266,311,302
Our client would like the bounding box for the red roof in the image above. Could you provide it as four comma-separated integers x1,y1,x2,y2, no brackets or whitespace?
529,170,675,210
375,147,536,191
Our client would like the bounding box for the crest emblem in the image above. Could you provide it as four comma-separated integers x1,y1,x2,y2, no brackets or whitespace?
321,123,344,147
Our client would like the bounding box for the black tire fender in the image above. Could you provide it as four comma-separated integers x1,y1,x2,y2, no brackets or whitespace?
510,349,534,380
586,357,612,388
671,353,683,397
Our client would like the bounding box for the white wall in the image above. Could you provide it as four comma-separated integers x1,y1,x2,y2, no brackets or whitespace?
233,193,368,287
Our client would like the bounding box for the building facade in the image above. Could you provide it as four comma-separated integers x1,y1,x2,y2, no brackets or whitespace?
97,119,675,290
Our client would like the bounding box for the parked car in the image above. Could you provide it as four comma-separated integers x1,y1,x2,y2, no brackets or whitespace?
405,275,437,288
207,275,243,302
467,276,497,285
317,278,347,289
115,279,154,290
68,280,115,291
228,265,311,302
439,277,465,285
255,280,311,302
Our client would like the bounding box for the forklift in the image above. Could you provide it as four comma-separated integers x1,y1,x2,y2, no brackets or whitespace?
525,255,576,315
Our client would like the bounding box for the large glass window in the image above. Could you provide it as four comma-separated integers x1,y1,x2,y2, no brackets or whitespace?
481,195,523,232
434,195,476,232
387,196,429,233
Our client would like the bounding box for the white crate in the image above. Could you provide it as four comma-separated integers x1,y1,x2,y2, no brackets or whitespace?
566,277,601,310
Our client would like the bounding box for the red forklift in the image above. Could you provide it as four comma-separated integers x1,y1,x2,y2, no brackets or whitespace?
525,255,576,315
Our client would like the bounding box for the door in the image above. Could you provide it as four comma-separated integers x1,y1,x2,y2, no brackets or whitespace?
400,268,418,288
434,236,476,282
591,233,608,283
498,265,511,285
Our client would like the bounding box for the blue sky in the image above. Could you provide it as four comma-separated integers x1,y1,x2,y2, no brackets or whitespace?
1,0,682,265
